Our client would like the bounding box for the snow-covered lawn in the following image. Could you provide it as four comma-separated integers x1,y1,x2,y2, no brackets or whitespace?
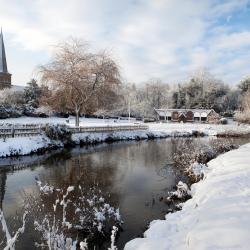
0,116,140,127
125,143,250,250
1,116,250,136
148,122,250,136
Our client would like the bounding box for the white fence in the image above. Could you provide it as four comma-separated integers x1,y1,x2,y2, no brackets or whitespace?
0,124,149,138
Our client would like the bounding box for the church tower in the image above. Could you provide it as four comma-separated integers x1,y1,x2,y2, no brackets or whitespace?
0,28,11,89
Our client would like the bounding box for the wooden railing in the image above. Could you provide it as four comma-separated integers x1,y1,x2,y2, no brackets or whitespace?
69,125,148,133
0,124,148,138
0,126,42,138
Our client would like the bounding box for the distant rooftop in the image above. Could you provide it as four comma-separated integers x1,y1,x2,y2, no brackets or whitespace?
154,108,215,116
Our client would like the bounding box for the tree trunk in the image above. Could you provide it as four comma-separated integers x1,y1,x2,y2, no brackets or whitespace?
75,109,80,127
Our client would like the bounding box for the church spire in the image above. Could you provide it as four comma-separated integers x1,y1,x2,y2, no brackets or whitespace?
0,28,8,73
0,28,11,88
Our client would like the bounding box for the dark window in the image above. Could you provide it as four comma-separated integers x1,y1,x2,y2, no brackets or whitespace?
201,117,207,121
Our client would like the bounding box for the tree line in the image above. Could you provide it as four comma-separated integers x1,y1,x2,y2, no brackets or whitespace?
0,39,250,124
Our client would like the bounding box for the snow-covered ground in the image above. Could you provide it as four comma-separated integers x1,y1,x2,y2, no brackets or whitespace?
0,117,250,157
148,122,250,136
1,116,250,136
0,136,61,157
0,116,139,127
125,143,250,250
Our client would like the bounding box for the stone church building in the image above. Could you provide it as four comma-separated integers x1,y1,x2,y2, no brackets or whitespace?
0,29,11,89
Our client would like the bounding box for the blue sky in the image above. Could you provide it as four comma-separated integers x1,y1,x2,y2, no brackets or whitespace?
0,0,250,86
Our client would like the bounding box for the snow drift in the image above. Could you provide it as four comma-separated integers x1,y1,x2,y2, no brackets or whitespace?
125,143,250,250
0,136,61,157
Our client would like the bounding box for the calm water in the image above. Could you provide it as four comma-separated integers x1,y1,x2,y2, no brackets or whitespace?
0,137,249,249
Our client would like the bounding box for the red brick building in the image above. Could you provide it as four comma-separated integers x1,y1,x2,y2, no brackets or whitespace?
155,109,220,123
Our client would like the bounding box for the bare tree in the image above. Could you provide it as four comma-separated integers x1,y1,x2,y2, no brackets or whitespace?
144,78,170,109
235,90,250,123
108,80,171,119
243,90,250,111
40,39,121,126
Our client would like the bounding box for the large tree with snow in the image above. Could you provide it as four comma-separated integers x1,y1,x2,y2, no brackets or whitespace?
23,79,43,108
172,70,231,113
40,39,121,126
238,76,250,93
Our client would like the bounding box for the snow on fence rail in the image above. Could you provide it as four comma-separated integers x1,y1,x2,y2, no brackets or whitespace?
69,125,148,133
0,124,149,138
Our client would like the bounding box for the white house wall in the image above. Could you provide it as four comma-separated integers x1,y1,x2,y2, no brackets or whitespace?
201,112,208,117
194,112,200,118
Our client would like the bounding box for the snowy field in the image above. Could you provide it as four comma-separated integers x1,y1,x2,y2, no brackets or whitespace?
148,121,250,136
1,116,250,136
0,116,140,127
125,143,250,250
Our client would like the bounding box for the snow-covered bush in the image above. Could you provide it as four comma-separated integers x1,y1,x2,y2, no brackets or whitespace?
44,124,72,143
211,139,237,153
35,105,53,116
219,118,228,124
22,104,48,118
173,139,238,182
0,104,23,119
0,209,28,249
0,88,25,106
24,181,122,249
168,181,191,200
0,105,10,119
0,103,49,119
187,162,207,179
108,226,118,250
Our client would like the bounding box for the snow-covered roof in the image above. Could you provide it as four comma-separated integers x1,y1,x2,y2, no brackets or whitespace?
11,85,25,92
154,108,215,117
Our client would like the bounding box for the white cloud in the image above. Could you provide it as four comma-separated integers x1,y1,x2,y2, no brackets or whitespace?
213,31,250,50
0,0,250,85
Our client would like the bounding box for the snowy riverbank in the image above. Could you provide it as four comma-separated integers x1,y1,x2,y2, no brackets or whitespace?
125,143,250,250
0,119,250,157
0,129,187,158
0,118,250,157
0,136,62,157
0,124,215,158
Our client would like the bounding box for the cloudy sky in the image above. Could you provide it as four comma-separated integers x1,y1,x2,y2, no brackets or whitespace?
1,0,250,86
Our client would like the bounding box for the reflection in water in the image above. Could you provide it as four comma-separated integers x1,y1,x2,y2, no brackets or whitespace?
0,137,249,249
0,171,6,209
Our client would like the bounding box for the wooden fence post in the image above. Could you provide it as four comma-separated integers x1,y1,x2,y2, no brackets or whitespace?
11,125,15,138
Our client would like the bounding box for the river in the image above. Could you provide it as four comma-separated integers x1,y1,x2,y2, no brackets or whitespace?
0,137,249,249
